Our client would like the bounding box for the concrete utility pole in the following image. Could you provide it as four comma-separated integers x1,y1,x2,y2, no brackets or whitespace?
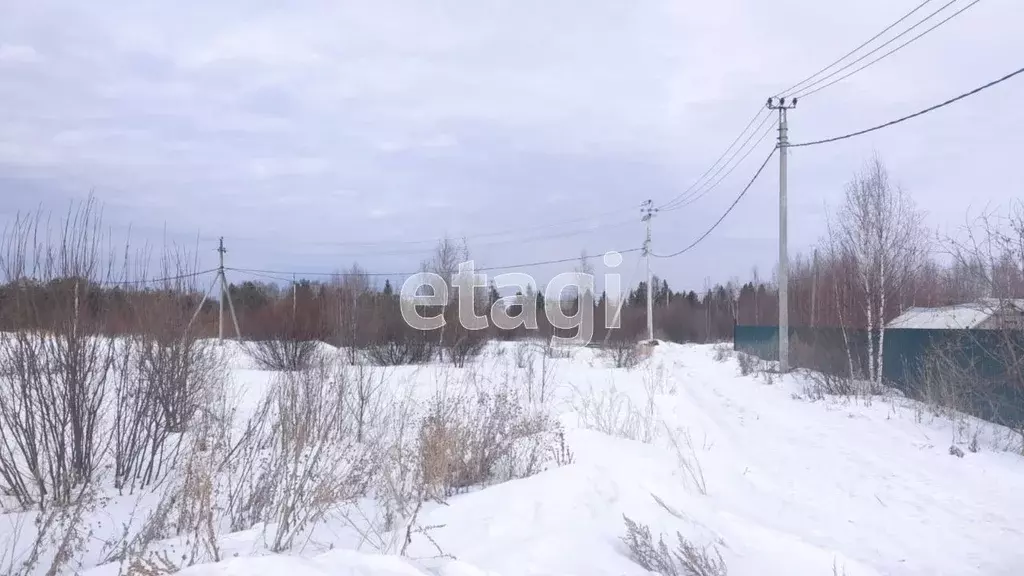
188,237,242,342
217,238,226,341
767,96,797,372
216,237,242,342
641,199,658,342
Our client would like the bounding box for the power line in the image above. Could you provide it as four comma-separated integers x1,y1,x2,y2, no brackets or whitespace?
477,248,642,272
661,111,775,211
777,0,938,98
97,268,219,287
662,0,972,213
790,0,966,100
652,147,777,259
229,269,296,284
227,247,643,280
658,108,769,211
228,266,413,278
794,0,982,100
791,64,1024,148
245,218,638,259
661,117,778,212
204,203,642,250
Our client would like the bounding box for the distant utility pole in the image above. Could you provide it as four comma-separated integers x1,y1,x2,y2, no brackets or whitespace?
767,96,797,372
215,237,242,342
641,199,659,342
811,248,819,327
189,237,242,342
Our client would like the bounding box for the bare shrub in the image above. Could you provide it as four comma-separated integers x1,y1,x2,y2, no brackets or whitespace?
95,485,183,572
418,381,555,499
543,340,573,359
357,371,561,558
517,342,557,406
110,336,210,494
219,355,377,552
735,352,758,376
441,329,487,368
712,343,732,363
602,335,640,369
802,370,854,400
0,199,121,509
266,361,376,551
105,247,223,495
367,337,435,366
621,515,728,576
364,387,428,552
548,428,575,467
513,341,533,369
119,378,241,571
572,384,656,443
348,362,391,443
912,337,1006,453
662,424,707,496
1,484,102,576
245,338,321,372
171,442,222,565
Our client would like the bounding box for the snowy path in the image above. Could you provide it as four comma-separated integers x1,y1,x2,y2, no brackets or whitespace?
654,345,1024,576
383,343,1024,575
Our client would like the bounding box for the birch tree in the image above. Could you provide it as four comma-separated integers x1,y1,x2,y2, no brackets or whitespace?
421,236,484,362
829,156,926,384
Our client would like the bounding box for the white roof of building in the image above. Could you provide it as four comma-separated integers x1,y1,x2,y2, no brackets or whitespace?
886,299,1024,330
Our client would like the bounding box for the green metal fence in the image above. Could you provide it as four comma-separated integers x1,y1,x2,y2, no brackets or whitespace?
734,324,1024,428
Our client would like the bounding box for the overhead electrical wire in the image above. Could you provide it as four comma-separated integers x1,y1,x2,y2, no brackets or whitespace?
97,268,219,287
243,218,638,259
660,111,775,211
662,0,980,212
790,64,1024,148
203,202,642,250
230,269,297,284
661,117,779,212
475,248,642,272
793,0,983,100
226,247,644,281
657,108,770,211
777,0,938,98
228,266,404,279
653,147,777,259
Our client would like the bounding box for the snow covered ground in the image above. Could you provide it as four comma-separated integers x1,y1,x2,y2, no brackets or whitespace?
4,340,1024,575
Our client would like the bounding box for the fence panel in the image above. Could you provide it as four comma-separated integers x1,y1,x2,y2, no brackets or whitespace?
734,325,1024,428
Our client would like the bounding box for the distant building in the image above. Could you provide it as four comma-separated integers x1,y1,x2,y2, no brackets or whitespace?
886,299,1024,330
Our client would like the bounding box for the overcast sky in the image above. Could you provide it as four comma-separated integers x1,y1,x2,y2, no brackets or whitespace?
1,0,1022,292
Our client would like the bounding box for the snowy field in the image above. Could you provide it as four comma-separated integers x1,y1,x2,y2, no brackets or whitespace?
3,340,1023,576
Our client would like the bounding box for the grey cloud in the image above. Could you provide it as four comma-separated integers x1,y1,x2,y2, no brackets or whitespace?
1,0,1022,290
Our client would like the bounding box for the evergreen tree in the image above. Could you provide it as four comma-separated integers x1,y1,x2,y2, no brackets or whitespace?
488,280,500,307
525,284,537,309
508,290,524,318
629,281,648,307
